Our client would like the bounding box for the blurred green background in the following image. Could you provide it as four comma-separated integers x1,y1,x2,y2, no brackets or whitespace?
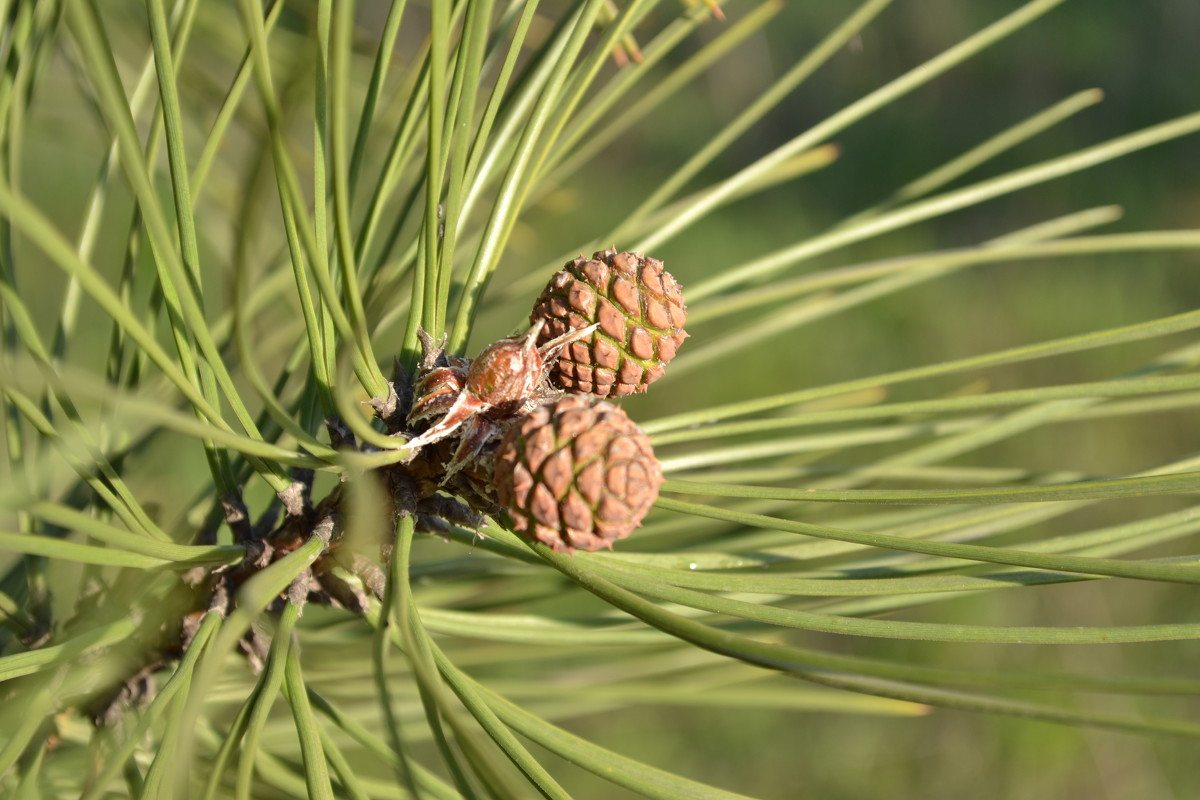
503,2,1200,797
10,1,1200,797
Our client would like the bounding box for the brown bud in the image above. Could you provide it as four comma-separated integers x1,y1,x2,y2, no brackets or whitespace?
465,328,544,415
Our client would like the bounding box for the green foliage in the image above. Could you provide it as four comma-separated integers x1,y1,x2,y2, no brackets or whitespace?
1,0,1199,797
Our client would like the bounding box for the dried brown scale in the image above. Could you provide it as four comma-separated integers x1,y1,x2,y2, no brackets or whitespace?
493,395,662,553
390,436,503,519
406,332,470,429
407,363,469,425
530,249,688,398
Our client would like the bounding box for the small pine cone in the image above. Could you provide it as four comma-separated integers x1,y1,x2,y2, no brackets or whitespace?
530,249,687,398
493,396,662,553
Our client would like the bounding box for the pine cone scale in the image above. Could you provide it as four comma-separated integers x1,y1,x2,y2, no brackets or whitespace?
541,447,574,498
628,327,655,360
644,298,671,330
568,282,596,316
573,427,610,462
523,423,557,473
561,492,593,532
596,298,627,340
611,277,640,314
576,460,605,505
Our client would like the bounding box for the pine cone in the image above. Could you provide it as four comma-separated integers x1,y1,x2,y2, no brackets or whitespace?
493,396,662,553
530,249,687,398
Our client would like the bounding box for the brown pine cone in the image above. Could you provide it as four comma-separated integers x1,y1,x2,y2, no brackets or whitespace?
530,249,687,398
493,396,662,553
